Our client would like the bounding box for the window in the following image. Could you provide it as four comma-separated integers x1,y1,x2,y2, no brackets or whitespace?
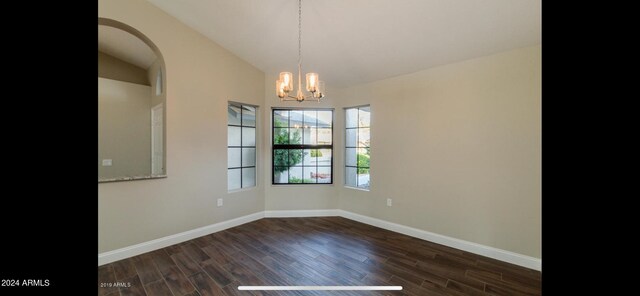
345,106,370,189
228,103,257,190
272,109,333,184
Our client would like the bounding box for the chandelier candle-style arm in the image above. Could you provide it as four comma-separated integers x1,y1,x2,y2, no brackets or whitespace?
276,0,325,102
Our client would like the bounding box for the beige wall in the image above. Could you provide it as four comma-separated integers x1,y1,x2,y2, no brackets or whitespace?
98,0,265,253
98,51,150,85
334,45,541,258
98,77,152,178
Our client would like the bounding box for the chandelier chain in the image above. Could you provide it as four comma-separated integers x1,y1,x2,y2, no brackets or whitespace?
298,0,302,65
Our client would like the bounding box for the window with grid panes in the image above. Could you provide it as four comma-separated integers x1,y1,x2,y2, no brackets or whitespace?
345,106,370,189
228,103,257,190
272,109,333,184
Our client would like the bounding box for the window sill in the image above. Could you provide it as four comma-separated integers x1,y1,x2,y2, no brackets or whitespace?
271,184,335,187
99,174,167,183
228,186,257,194
344,186,370,192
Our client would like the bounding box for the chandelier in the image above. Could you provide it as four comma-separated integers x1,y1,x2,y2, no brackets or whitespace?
276,0,325,102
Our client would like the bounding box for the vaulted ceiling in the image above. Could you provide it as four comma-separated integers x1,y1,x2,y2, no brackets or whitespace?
147,0,540,88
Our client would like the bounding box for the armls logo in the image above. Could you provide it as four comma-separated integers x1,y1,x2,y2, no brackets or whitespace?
22,279,50,286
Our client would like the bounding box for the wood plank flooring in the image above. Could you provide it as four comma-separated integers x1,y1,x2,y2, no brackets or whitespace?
98,217,541,296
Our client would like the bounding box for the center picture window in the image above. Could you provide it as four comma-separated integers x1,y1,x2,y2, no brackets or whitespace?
272,109,333,184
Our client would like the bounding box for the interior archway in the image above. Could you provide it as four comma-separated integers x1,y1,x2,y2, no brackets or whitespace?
98,17,167,181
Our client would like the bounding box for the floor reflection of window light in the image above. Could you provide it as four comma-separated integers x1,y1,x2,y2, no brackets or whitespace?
238,286,402,291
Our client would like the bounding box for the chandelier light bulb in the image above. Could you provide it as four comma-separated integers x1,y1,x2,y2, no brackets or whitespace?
314,81,325,98
279,72,293,92
276,80,286,98
306,73,319,93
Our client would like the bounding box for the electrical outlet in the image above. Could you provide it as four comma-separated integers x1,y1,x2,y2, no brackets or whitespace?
102,159,112,166
217,198,223,207
387,198,392,207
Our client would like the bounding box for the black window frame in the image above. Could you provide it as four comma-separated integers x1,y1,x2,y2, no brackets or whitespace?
228,102,257,190
345,105,370,190
272,108,334,185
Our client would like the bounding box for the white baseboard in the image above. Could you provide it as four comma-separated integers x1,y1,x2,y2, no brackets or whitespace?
98,211,264,266
264,209,339,217
337,210,541,271
98,209,540,271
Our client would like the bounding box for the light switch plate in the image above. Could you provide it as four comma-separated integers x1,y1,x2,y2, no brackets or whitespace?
217,198,223,207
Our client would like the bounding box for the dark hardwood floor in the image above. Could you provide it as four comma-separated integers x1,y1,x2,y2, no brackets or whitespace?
98,217,541,296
